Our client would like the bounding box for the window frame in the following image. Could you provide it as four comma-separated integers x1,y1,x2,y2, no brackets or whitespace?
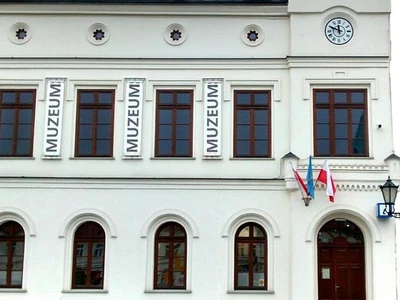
313,89,369,157
74,89,115,157
234,222,268,290
153,222,187,290
0,221,25,289
71,221,106,290
154,90,194,157
0,90,36,157
233,90,271,158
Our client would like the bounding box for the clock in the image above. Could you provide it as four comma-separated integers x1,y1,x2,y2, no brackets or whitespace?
325,17,354,45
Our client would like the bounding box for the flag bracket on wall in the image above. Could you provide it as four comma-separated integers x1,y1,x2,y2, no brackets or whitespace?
302,197,312,206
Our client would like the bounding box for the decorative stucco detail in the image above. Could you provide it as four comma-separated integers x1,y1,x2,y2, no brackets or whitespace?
0,207,36,237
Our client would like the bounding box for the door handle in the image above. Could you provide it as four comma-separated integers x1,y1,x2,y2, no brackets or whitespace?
335,284,340,291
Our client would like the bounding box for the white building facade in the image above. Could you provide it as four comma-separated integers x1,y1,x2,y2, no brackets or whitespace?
0,0,397,299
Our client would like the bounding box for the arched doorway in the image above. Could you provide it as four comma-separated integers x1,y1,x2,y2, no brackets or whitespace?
317,219,365,300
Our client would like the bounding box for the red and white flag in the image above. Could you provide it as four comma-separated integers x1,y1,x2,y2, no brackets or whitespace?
317,160,336,202
292,165,308,196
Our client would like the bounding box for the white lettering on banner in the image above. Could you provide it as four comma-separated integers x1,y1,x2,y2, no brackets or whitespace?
124,79,144,157
43,79,65,157
204,79,222,157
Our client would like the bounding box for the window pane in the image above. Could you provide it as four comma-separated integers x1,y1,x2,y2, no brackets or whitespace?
0,140,13,155
0,271,6,285
18,110,32,124
0,124,13,138
177,93,191,104
80,110,93,123
316,124,329,139
316,109,329,123
12,256,23,270
352,139,365,154
316,140,330,155
98,92,112,104
335,124,348,138
17,125,31,139
0,242,7,255
352,110,364,123
159,93,173,104
174,226,185,237
315,92,329,103
351,92,365,103
16,140,30,155
98,110,111,124
159,125,172,139
1,109,15,123
159,110,172,124
76,255,88,269
176,125,190,139
335,109,348,123
176,110,190,124
79,125,92,139
173,243,185,256
254,141,268,156
74,271,86,286
20,92,33,104
176,140,189,156
92,243,104,257
158,140,172,156
80,92,95,104
159,227,170,237
90,271,103,286
0,256,6,270
173,271,185,286
254,110,267,125
352,124,365,139
237,125,250,139
236,141,250,156
236,93,251,105
13,242,24,256
239,226,250,237
2,92,16,104
254,272,265,287
11,271,22,285
254,125,268,139
78,140,92,155
335,140,348,155
237,110,250,124
96,140,111,155
334,92,347,103
254,93,268,105
97,125,110,139
253,227,265,237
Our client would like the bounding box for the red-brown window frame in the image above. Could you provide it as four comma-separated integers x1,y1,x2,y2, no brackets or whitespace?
313,89,369,157
0,221,25,289
74,90,115,157
233,90,271,158
71,222,106,290
0,90,36,157
234,222,268,290
155,90,193,157
154,222,187,290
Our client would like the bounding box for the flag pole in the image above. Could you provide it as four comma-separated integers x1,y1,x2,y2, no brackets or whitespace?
290,162,312,206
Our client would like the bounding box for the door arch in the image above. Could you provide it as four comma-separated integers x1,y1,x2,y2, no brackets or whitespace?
318,219,365,300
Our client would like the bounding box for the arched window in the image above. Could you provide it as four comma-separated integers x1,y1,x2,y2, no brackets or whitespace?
154,222,187,289
234,222,267,290
0,221,25,288
72,221,105,289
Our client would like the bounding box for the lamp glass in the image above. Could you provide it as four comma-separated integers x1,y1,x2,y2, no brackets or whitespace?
380,177,399,205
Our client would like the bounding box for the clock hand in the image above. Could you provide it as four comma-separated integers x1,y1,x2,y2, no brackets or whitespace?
329,26,337,31
336,25,342,34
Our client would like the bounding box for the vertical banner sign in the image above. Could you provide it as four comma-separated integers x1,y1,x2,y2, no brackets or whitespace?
124,79,144,157
203,79,222,157
43,79,65,157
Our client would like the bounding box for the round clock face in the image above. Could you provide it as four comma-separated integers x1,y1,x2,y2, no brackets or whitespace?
325,17,354,45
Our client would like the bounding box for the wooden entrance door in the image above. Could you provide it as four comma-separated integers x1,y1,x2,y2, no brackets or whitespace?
317,219,365,300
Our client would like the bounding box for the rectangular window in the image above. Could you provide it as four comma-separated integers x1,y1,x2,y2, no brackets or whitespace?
155,90,193,157
314,89,368,157
234,91,271,158
0,90,36,157
75,90,115,157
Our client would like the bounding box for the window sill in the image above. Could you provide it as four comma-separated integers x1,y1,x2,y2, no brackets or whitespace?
144,290,192,294
227,290,274,294
0,288,27,293
62,290,108,294
69,157,115,160
41,155,62,160
122,156,143,160
203,156,223,160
